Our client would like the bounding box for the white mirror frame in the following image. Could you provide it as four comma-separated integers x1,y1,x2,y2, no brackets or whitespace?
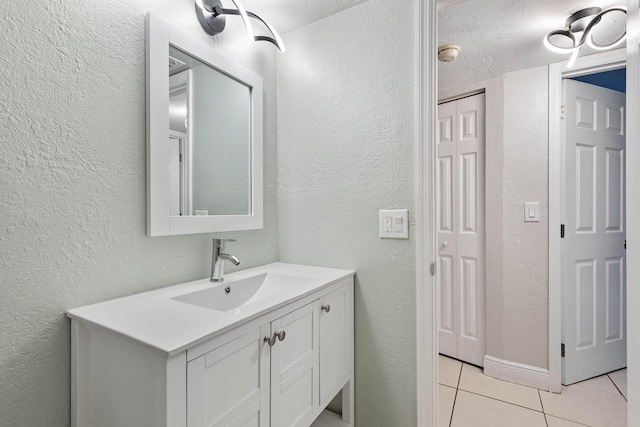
146,13,263,236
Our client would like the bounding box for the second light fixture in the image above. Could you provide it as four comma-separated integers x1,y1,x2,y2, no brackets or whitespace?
544,6,626,68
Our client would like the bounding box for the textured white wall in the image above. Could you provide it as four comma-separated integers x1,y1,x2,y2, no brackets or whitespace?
500,66,549,368
0,1,278,425
439,66,549,370
277,0,417,425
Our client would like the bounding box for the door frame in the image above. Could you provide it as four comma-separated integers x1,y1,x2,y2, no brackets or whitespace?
548,48,626,393
416,0,437,426
420,2,639,426
626,3,640,426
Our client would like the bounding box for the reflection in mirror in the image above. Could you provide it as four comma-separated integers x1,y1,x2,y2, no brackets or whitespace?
169,69,190,216
146,13,263,236
168,46,251,217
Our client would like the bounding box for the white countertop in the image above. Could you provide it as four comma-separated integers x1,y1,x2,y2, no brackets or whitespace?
67,262,354,356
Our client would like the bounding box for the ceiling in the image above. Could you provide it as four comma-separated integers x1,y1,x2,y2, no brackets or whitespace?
240,0,373,35
438,0,627,93
227,0,626,93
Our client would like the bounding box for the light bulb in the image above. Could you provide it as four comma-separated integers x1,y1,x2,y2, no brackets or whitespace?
567,49,579,69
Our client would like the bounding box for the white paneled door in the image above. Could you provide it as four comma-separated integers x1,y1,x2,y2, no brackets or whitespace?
437,94,486,367
562,79,626,385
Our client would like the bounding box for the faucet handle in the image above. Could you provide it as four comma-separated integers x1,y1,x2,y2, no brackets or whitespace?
213,238,236,243
213,237,236,248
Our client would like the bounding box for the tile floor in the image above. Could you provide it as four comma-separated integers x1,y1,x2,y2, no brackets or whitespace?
439,355,627,427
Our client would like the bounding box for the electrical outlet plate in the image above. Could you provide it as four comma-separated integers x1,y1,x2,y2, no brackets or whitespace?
379,209,409,239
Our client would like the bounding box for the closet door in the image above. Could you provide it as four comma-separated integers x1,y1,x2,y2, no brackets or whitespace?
437,94,486,366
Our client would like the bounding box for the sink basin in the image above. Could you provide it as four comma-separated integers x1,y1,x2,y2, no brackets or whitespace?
171,273,312,312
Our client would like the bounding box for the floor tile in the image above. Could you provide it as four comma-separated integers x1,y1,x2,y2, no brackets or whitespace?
539,375,627,427
458,363,542,411
439,385,456,427
608,369,627,400
450,390,547,427
439,354,462,388
545,415,590,427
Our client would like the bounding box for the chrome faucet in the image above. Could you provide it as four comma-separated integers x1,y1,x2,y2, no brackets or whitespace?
211,238,240,282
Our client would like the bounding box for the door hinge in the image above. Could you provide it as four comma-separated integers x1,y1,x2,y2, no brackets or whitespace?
624,240,627,250
179,153,183,162
561,104,566,120
561,224,565,239
561,343,565,358
430,262,436,277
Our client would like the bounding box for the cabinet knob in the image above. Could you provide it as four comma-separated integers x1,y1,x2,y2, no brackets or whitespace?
264,335,276,346
321,304,331,313
277,330,286,341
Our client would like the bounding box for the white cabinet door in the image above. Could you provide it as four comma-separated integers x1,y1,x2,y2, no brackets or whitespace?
562,79,626,385
437,94,486,366
270,303,319,427
318,287,350,407
187,324,271,427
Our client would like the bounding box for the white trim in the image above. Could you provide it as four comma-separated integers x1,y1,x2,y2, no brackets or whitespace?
416,0,437,426
437,89,485,105
547,59,562,394
548,48,626,393
484,356,550,391
626,1,640,425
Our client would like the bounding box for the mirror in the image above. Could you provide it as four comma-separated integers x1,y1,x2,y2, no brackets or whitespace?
146,13,263,236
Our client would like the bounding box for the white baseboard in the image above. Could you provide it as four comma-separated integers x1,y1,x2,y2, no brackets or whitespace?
483,355,550,391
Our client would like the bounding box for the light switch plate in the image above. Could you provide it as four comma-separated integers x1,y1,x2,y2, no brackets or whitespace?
524,202,540,222
379,209,409,239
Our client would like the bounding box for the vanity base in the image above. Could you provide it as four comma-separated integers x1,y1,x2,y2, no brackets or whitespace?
69,265,354,427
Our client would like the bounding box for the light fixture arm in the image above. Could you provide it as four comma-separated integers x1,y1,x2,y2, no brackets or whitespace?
195,0,285,52
245,10,286,52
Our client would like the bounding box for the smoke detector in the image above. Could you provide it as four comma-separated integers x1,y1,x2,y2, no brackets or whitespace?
438,44,461,62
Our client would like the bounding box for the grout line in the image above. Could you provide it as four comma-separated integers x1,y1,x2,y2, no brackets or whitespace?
607,372,627,402
448,362,463,427
544,414,592,426
540,391,549,427
463,384,591,426
458,389,545,414
540,381,600,427
449,387,458,427
448,360,612,427
538,389,546,414
456,362,547,414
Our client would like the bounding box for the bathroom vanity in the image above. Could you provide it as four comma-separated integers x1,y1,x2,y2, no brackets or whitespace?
67,263,354,427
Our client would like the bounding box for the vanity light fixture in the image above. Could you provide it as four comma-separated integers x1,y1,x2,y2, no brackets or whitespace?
195,0,286,52
544,6,627,68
